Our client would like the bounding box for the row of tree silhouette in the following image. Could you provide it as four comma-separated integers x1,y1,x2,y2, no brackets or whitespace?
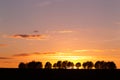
18,60,116,69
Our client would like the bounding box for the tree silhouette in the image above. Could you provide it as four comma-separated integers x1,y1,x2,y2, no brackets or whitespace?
95,61,101,69
95,61,107,69
45,62,52,69
70,62,74,69
18,60,117,69
95,61,100,69
86,61,94,69
95,61,117,69
82,62,87,69
106,61,116,69
27,61,36,68
26,61,43,69
18,62,26,68
56,61,62,69
67,61,74,69
75,62,81,69
62,60,68,69
53,63,57,69
35,62,43,69
82,61,94,69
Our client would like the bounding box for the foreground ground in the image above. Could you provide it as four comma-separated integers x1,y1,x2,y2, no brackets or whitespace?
0,68,120,80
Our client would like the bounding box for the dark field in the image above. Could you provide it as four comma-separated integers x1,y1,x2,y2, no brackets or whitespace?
0,69,120,80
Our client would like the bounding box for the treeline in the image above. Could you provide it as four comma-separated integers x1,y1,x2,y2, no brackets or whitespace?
18,60,117,69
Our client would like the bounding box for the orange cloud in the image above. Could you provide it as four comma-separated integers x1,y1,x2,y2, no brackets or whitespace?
42,52,57,54
73,49,105,53
13,52,56,57
58,30,74,33
13,53,31,57
73,50,89,52
9,34,47,40
0,57,12,59
73,49,120,54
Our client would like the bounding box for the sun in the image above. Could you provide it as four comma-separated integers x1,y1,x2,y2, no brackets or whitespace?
48,53,94,64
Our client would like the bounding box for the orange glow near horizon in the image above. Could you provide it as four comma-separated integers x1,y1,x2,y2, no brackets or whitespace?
2,51,117,68
0,54,120,68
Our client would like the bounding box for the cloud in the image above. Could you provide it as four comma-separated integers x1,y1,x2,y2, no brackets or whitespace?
73,50,89,52
73,49,120,53
73,49,105,53
58,30,74,33
0,57,12,59
37,0,67,7
52,30,74,34
33,30,39,33
94,38,120,43
13,52,56,57
13,53,31,57
41,52,56,54
0,44,8,47
9,34,47,40
38,1,52,7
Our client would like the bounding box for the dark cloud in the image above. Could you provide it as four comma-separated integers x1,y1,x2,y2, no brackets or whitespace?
13,52,56,57
32,52,41,55
13,53,31,57
33,30,39,33
32,52,56,55
0,57,12,59
9,34,47,40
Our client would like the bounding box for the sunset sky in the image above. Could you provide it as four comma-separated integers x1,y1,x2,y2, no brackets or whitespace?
0,0,120,68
